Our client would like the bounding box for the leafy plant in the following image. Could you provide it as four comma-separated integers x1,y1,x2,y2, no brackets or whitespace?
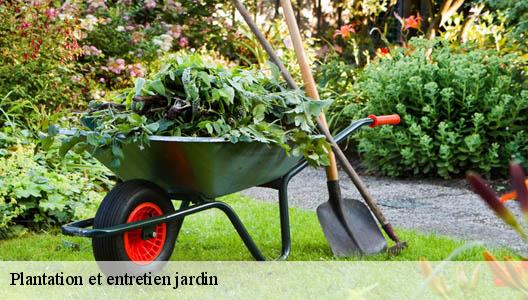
334,39,528,178
483,0,527,52
50,54,331,167
0,130,113,239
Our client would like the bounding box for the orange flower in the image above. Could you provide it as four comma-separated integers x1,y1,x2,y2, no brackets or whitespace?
404,14,423,30
483,251,528,295
500,169,528,203
333,24,355,40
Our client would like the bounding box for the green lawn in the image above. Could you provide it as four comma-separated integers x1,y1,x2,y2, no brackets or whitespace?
0,194,517,261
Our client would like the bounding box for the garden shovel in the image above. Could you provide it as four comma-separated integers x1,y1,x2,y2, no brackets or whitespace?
278,0,387,256
232,0,406,256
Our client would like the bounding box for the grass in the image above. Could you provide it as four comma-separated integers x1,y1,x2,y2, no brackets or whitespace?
0,194,518,261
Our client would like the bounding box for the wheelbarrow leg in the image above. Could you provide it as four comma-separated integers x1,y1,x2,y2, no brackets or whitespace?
277,178,292,260
213,202,266,261
214,193,291,261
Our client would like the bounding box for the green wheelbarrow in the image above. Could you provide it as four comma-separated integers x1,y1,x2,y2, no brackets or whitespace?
61,115,398,271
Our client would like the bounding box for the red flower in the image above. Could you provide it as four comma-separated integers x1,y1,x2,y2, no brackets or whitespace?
379,47,390,56
404,15,423,30
333,24,355,40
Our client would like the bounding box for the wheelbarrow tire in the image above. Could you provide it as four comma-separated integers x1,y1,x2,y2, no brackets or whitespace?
92,179,177,273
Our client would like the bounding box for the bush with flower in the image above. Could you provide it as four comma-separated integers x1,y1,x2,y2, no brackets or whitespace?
0,1,84,127
61,0,238,97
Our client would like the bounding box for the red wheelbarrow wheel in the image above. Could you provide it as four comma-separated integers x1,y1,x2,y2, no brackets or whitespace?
92,179,177,271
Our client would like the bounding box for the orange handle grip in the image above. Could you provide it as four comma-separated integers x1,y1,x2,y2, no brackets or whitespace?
368,114,401,127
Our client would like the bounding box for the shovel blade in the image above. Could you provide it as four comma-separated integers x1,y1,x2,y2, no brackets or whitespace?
317,198,387,256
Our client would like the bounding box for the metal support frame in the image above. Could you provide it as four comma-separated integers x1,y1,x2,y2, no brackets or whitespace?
61,118,373,261
62,182,294,261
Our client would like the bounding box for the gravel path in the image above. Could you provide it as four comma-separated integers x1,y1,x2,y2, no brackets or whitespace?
242,167,527,254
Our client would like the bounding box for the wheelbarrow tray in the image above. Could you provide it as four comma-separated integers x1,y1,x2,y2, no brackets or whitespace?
61,118,379,263
90,135,301,199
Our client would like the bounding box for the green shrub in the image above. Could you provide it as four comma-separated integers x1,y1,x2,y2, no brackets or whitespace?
0,130,113,239
341,39,528,178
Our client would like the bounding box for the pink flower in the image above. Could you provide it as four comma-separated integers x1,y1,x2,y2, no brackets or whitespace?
87,0,107,12
127,63,145,78
164,0,183,13
82,45,102,56
20,21,31,30
143,0,156,9
71,75,82,83
178,37,189,48
80,15,98,31
168,25,182,39
45,8,58,20
103,58,126,74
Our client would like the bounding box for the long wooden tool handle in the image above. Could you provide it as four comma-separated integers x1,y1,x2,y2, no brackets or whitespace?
280,0,339,181
279,0,390,226
231,0,298,90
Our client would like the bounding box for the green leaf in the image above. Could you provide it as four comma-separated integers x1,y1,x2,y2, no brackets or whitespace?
252,104,266,122
145,122,160,133
127,113,144,126
149,79,166,97
112,144,124,160
134,77,146,96
59,136,84,157
219,86,235,105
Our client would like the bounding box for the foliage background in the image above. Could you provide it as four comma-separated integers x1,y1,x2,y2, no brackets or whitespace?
0,0,526,236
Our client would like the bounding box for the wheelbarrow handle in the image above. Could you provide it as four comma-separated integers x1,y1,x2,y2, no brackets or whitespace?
368,114,401,127
333,118,372,144
333,115,400,144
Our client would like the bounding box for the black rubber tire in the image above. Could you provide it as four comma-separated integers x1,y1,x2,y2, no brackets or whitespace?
92,179,176,273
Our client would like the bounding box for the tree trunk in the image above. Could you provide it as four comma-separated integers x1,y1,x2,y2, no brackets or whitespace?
296,0,302,30
337,0,343,26
316,0,322,36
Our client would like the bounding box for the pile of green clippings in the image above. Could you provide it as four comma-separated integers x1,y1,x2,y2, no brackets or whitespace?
50,54,331,167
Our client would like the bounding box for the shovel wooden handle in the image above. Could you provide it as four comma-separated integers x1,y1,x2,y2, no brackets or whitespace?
279,0,395,228
280,0,339,181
